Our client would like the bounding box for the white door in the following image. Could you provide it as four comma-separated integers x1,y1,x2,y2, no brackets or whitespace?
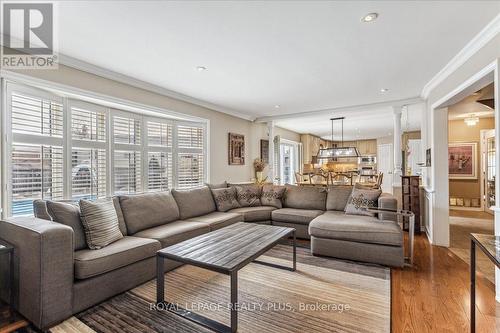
279,141,299,185
481,129,495,214
377,144,394,193
407,139,422,175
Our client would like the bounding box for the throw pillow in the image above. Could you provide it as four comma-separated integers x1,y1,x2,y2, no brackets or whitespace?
46,200,88,250
79,199,123,250
236,185,261,207
206,181,228,189
211,187,241,212
344,188,382,216
260,185,286,208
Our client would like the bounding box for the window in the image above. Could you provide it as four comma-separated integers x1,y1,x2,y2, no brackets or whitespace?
8,87,65,215
177,124,205,189
70,101,108,200
112,112,142,194
3,83,208,216
146,120,173,191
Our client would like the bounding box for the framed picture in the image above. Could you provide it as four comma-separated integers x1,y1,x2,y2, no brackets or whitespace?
228,133,245,165
426,148,431,167
448,142,477,179
260,139,269,164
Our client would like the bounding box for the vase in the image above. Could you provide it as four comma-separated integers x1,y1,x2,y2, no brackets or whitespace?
256,171,263,182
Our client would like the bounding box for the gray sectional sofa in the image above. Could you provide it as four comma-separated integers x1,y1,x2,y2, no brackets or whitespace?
0,184,401,330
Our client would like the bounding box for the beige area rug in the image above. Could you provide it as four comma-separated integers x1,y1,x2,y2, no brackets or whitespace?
449,211,495,283
47,245,390,333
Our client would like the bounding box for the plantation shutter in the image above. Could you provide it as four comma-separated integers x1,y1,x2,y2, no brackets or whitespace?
70,101,108,200
113,112,142,194
176,124,205,189
146,119,173,191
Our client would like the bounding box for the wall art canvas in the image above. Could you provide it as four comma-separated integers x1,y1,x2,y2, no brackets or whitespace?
260,139,269,164
228,133,245,165
448,142,477,179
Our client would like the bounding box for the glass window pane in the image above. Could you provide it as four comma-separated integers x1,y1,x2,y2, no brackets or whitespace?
72,148,107,200
114,150,141,194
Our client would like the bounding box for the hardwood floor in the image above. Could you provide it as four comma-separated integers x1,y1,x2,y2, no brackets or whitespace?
392,233,500,332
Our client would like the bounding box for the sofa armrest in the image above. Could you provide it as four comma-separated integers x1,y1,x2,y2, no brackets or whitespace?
378,193,398,221
0,216,74,329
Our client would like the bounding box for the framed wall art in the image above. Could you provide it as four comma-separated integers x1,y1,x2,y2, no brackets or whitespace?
448,142,477,179
228,133,245,165
260,139,269,164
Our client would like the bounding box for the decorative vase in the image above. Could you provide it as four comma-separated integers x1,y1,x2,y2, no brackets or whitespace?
256,171,263,182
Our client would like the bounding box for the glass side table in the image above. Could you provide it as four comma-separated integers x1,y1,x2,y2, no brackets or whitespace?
470,233,500,333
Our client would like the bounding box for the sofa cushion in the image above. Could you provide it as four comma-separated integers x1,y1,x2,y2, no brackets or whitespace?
33,199,51,220
133,220,210,247
284,185,327,210
187,212,243,230
345,187,382,216
326,186,353,211
235,185,261,207
74,236,161,279
79,199,123,250
261,185,286,208
46,200,87,250
112,197,127,235
119,192,179,234
309,211,403,246
211,187,241,212
172,187,216,219
272,208,324,225
228,206,276,222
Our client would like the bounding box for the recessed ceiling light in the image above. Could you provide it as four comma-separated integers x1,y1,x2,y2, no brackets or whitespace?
274,105,281,109
361,13,379,23
196,66,207,71
380,88,389,93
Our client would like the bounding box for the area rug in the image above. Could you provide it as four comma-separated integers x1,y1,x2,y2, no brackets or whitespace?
48,245,390,333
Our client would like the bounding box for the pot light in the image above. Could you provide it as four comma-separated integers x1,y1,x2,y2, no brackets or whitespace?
361,13,379,23
274,105,281,109
464,115,479,126
196,66,207,71
380,88,389,93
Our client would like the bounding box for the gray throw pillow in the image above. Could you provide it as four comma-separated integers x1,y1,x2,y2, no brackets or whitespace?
79,199,123,250
260,185,286,209
236,185,261,207
211,187,241,212
344,188,382,216
46,200,87,250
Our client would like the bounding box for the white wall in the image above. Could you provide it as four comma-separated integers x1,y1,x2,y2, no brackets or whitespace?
4,65,300,184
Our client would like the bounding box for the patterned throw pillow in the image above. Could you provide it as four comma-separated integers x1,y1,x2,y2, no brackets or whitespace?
79,199,123,250
211,187,241,212
344,188,382,216
236,185,261,207
260,185,286,209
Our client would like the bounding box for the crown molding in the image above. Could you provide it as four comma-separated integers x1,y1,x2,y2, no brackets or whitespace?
254,96,422,123
421,13,500,99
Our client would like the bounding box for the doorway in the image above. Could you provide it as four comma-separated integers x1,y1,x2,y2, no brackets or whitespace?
377,143,394,193
279,140,300,185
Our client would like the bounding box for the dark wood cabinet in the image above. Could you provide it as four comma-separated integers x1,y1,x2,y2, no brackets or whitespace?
401,176,421,233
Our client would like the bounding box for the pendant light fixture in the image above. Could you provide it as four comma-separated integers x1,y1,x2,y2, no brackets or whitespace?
317,117,360,159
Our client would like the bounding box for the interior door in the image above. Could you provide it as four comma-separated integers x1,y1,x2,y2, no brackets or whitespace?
482,129,495,214
407,139,422,175
377,144,394,194
279,141,299,185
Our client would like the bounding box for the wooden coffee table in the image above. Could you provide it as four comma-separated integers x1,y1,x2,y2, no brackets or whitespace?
156,222,296,333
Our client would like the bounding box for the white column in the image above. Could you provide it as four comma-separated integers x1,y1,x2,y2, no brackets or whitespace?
267,121,275,181
393,106,403,187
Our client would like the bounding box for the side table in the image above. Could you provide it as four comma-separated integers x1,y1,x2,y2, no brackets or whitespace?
470,233,500,333
0,240,28,333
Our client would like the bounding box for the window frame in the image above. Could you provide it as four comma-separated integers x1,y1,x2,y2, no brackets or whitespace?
1,80,209,217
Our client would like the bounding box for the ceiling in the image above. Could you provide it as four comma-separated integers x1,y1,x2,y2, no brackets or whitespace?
276,103,424,140
448,83,495,120
3,1,497,120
